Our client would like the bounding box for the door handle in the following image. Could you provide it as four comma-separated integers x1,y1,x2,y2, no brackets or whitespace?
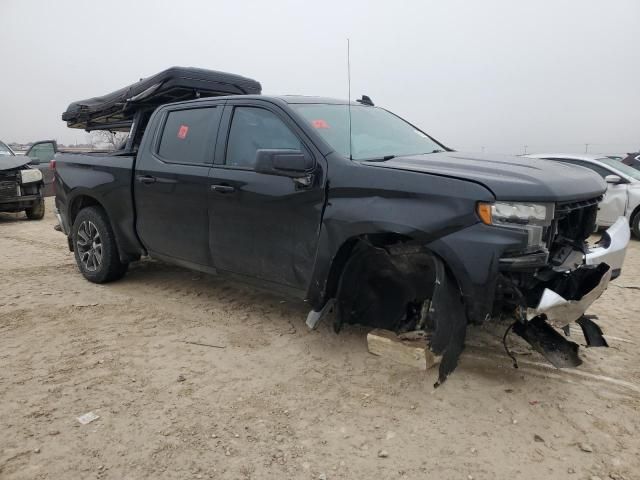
136,175,157,184
211,184,236,194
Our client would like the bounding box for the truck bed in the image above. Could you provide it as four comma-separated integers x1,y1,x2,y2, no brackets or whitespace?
55,152,142,261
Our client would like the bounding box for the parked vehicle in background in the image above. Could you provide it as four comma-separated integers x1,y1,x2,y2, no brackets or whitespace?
53,67,630,385
22,140,115,197
527,153,640,238
620,152,640,171
0,140,17,157
0,140,45,219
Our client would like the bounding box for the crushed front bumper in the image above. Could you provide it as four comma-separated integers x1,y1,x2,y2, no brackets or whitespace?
510,219,630,368
0,194,42,211
523,219,629,329
529,263,612,328
585,216,630,279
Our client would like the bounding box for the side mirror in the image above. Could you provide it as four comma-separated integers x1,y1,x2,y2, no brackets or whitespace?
27,156,41,165
255,149,314,178
605,174,622,185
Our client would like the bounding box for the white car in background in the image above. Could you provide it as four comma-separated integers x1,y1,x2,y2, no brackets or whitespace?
527,153,640,238
0,140,17,157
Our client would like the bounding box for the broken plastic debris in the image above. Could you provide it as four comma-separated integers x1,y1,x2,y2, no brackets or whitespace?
513,315,582,368
305,298,335,330
528,265,611,327
77,411,100,425
576,315,609,347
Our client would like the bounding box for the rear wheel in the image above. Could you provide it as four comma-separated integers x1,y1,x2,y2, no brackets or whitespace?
631,212,640,240
25,198,45,220
72,206,128,283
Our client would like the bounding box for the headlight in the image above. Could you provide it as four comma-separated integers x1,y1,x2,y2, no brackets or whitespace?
19,169,43,184
477,201,554,251
478,202,554,226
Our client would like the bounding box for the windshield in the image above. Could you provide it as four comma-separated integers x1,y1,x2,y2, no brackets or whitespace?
600,157,640,181
291,104,445,161
0,141,14,156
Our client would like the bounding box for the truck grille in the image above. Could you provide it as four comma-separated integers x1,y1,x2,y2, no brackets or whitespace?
546,196,601,247
555,196,602,215
0,180,19,199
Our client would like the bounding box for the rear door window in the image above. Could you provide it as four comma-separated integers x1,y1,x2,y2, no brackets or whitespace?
225,107,302,169
157,107,221,165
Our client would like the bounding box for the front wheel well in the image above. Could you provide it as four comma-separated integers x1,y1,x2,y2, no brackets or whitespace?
325,234,469,386
323,233,415,303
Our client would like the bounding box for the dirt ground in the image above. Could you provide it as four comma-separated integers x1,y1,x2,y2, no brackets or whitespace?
1,198,639,480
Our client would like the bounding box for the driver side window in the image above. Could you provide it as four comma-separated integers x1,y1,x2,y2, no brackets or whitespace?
225,107,301,169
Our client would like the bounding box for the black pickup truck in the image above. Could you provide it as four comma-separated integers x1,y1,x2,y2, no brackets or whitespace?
54,67,630,385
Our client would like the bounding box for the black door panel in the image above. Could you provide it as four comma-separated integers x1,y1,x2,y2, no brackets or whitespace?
135,106,221,266
208,104,326,290
208,167,324,287
136,163,212,264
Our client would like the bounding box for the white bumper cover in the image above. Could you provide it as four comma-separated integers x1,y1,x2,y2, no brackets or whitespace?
585,216,630,275
528,218,630,328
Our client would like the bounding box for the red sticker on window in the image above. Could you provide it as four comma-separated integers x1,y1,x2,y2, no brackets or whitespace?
311,119,329,129
177,125,189,139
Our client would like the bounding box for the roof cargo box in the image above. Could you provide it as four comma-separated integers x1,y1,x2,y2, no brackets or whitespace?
62,67,262,131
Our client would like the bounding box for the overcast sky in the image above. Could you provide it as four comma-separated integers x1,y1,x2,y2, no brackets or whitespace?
1,0,638,154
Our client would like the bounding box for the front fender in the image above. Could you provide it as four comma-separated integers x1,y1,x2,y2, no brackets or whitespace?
305,160,497,309
426,223,528,323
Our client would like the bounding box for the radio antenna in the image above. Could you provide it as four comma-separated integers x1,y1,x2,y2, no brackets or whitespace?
347,38,353,160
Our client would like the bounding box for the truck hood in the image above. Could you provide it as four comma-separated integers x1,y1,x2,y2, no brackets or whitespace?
0,155,31,171
363,152,606,202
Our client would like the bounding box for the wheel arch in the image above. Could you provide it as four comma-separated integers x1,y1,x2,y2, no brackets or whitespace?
629,203,640,224
68,193,142,263
321,232,416,305
629,203,640,238
69,194,103,227
318,231,469,386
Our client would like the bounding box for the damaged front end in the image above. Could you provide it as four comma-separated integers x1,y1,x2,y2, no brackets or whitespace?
495,198,628,370
501,261,613,369
307,196,629,386
0,159,44,214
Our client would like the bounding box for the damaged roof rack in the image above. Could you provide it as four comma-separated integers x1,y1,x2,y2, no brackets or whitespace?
61,66,262,132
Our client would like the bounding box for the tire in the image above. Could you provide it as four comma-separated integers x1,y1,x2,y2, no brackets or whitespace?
632,212,640,240
25,198,45,220
72,206,128,283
